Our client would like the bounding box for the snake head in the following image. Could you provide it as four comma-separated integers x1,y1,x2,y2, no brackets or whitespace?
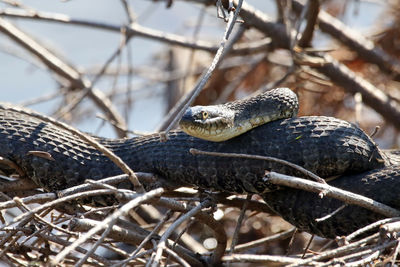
179,105,235,142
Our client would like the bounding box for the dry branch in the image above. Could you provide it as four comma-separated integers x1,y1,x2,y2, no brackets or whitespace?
292,0,400,81
1,1,400,266
221,0,400,129
0,17,128,137
266,171,400,218
0,7,272,55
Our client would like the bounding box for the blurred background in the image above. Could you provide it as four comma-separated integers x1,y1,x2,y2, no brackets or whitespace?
1,0,396,143
1,0,400,265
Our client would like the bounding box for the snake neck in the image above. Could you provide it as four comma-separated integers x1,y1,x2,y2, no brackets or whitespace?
227,88,299,133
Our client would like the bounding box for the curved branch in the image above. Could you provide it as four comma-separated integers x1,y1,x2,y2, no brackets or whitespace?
292,0,400,81
230,0,400,130
265,171,400,218
0,8,272,55
0,17,128,137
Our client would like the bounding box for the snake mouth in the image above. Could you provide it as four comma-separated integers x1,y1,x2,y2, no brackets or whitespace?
178,88,299,142
179,119,234,142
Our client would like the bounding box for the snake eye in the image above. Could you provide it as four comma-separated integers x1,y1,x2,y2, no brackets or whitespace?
201,111,209,120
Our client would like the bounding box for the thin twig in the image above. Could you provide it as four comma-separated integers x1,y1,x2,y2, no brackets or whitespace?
0,17,128,137
288,233,380,266
231,227,296,252
229,194,251,255
222,253,301,264
53,188,165,265
345,217,400,242
315,204,347,222
266,171,400,218
0,8,271,55
292,0,400,80
297,0,319,48
156,0,244,135
190,148,326,184
150,199,211,267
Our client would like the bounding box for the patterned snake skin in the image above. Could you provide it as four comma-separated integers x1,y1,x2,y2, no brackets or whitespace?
0,105,399,238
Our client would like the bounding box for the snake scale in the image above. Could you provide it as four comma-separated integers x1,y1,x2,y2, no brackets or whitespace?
0,89,399,238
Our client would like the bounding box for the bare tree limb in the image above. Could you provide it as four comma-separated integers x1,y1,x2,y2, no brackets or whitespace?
0,17,128,137
265,171,400,217
292,0,400,81
0,8,272,55
230,0,400,130
297,0,319,48
297,53,400,128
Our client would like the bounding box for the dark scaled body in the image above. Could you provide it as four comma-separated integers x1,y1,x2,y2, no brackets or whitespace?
0,105,398,237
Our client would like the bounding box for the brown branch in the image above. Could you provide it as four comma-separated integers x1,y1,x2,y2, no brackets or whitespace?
298,53,400,129
297,0,319,48
292,0,400,81
0,17,128,137
231,227,296,252
0,8,272,55
222,253,300,264
228,0,400,130
70,217,203,267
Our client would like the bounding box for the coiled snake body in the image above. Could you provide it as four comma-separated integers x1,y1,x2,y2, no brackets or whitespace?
0,89,399,238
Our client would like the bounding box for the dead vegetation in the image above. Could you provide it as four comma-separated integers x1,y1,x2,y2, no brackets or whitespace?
1,0,400,266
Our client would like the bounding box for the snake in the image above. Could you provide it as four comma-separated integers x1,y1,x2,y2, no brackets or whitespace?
0,88,399,238
179,88,299,141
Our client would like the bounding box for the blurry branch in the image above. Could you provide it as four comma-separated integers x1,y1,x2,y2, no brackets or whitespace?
215,55,267,104
0,17,128,137
86,54,267,81
221,254,300,264
120,0,137,23
231,227,296,252
291,232,381,266
0,8,272,55
292,0,400,81
172,0,400,128
18,88,68,106
296,52,400,128
54,29,133,125
297,0,319,48
231,0,400,130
